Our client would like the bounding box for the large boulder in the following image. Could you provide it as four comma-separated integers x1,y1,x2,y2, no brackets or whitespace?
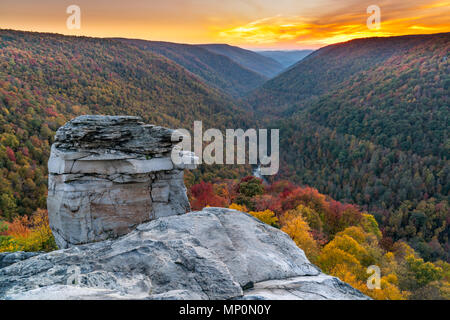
47,115,197,248
0,208,368,300
1,116,369,300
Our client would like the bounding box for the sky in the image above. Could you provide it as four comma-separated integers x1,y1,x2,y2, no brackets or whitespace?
0,0,449,49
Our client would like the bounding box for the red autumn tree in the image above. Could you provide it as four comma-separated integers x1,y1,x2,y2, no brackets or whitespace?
5,147,16,162
190,181,228,211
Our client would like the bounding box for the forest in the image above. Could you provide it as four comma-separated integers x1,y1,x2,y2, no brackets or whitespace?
0,29,254,218
2,176,448,300
252,33,449,263
117,39,270,97
186,176,449,300
0,29,448,299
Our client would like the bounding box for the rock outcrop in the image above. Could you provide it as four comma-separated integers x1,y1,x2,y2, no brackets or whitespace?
0,208,368,300
47,115,197,248
0,116,369,300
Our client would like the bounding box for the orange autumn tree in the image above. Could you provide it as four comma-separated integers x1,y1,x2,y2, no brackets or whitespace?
0,209,56,252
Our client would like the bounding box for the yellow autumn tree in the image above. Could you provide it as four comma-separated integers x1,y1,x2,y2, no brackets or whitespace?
335,226,368,244
280,211,320,262
322,234,372,267
360,213,382,239
0,209,56,252
291,204,323,233
317,246,364,277
229,203,248,212
332,264,407,300
248,209,279,227
317,226,408,300
230,203,278,227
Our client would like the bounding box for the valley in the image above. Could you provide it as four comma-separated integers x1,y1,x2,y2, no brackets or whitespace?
0,29,448,300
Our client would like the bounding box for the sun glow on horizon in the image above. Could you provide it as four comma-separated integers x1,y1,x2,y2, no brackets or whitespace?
216,1,450,49
0,0,448,50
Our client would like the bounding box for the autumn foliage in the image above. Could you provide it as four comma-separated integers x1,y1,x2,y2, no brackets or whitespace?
0,209,56,252
188,176,449,300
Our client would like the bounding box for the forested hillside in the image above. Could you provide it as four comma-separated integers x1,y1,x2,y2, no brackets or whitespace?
0,29,253,218
274,119,449,261
116,39,268,97
0,29,448,299
252,33,450,261
0,28,448,275
249,34,449,115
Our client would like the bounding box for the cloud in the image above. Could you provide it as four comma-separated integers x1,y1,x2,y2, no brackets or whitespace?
0,0,448,48
219,16,315,44
216,0,450,48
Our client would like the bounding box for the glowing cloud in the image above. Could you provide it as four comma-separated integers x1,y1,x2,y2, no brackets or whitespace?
0,0,448,49
216,1,450,48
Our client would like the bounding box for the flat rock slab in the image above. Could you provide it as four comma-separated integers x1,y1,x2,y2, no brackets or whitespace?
53,115,178,157
0,208,368,300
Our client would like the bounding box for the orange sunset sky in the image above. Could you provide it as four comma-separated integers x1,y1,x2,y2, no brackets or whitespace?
0,0,449,49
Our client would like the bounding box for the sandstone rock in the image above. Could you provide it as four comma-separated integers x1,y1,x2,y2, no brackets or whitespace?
2,116,369,300
47,115,198,249
0,208,368,300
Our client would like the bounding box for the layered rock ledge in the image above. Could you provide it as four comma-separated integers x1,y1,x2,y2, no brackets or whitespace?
0,208,368,300
47,115,196,248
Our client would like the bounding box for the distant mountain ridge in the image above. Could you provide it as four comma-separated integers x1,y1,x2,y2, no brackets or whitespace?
115,38,270,97
0,29,254,217
249,33,450,115
251,33,450,261
255,50,314,68
198,44,284,78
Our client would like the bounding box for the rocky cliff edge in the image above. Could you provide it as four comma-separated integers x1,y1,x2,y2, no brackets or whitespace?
0,116,368,300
